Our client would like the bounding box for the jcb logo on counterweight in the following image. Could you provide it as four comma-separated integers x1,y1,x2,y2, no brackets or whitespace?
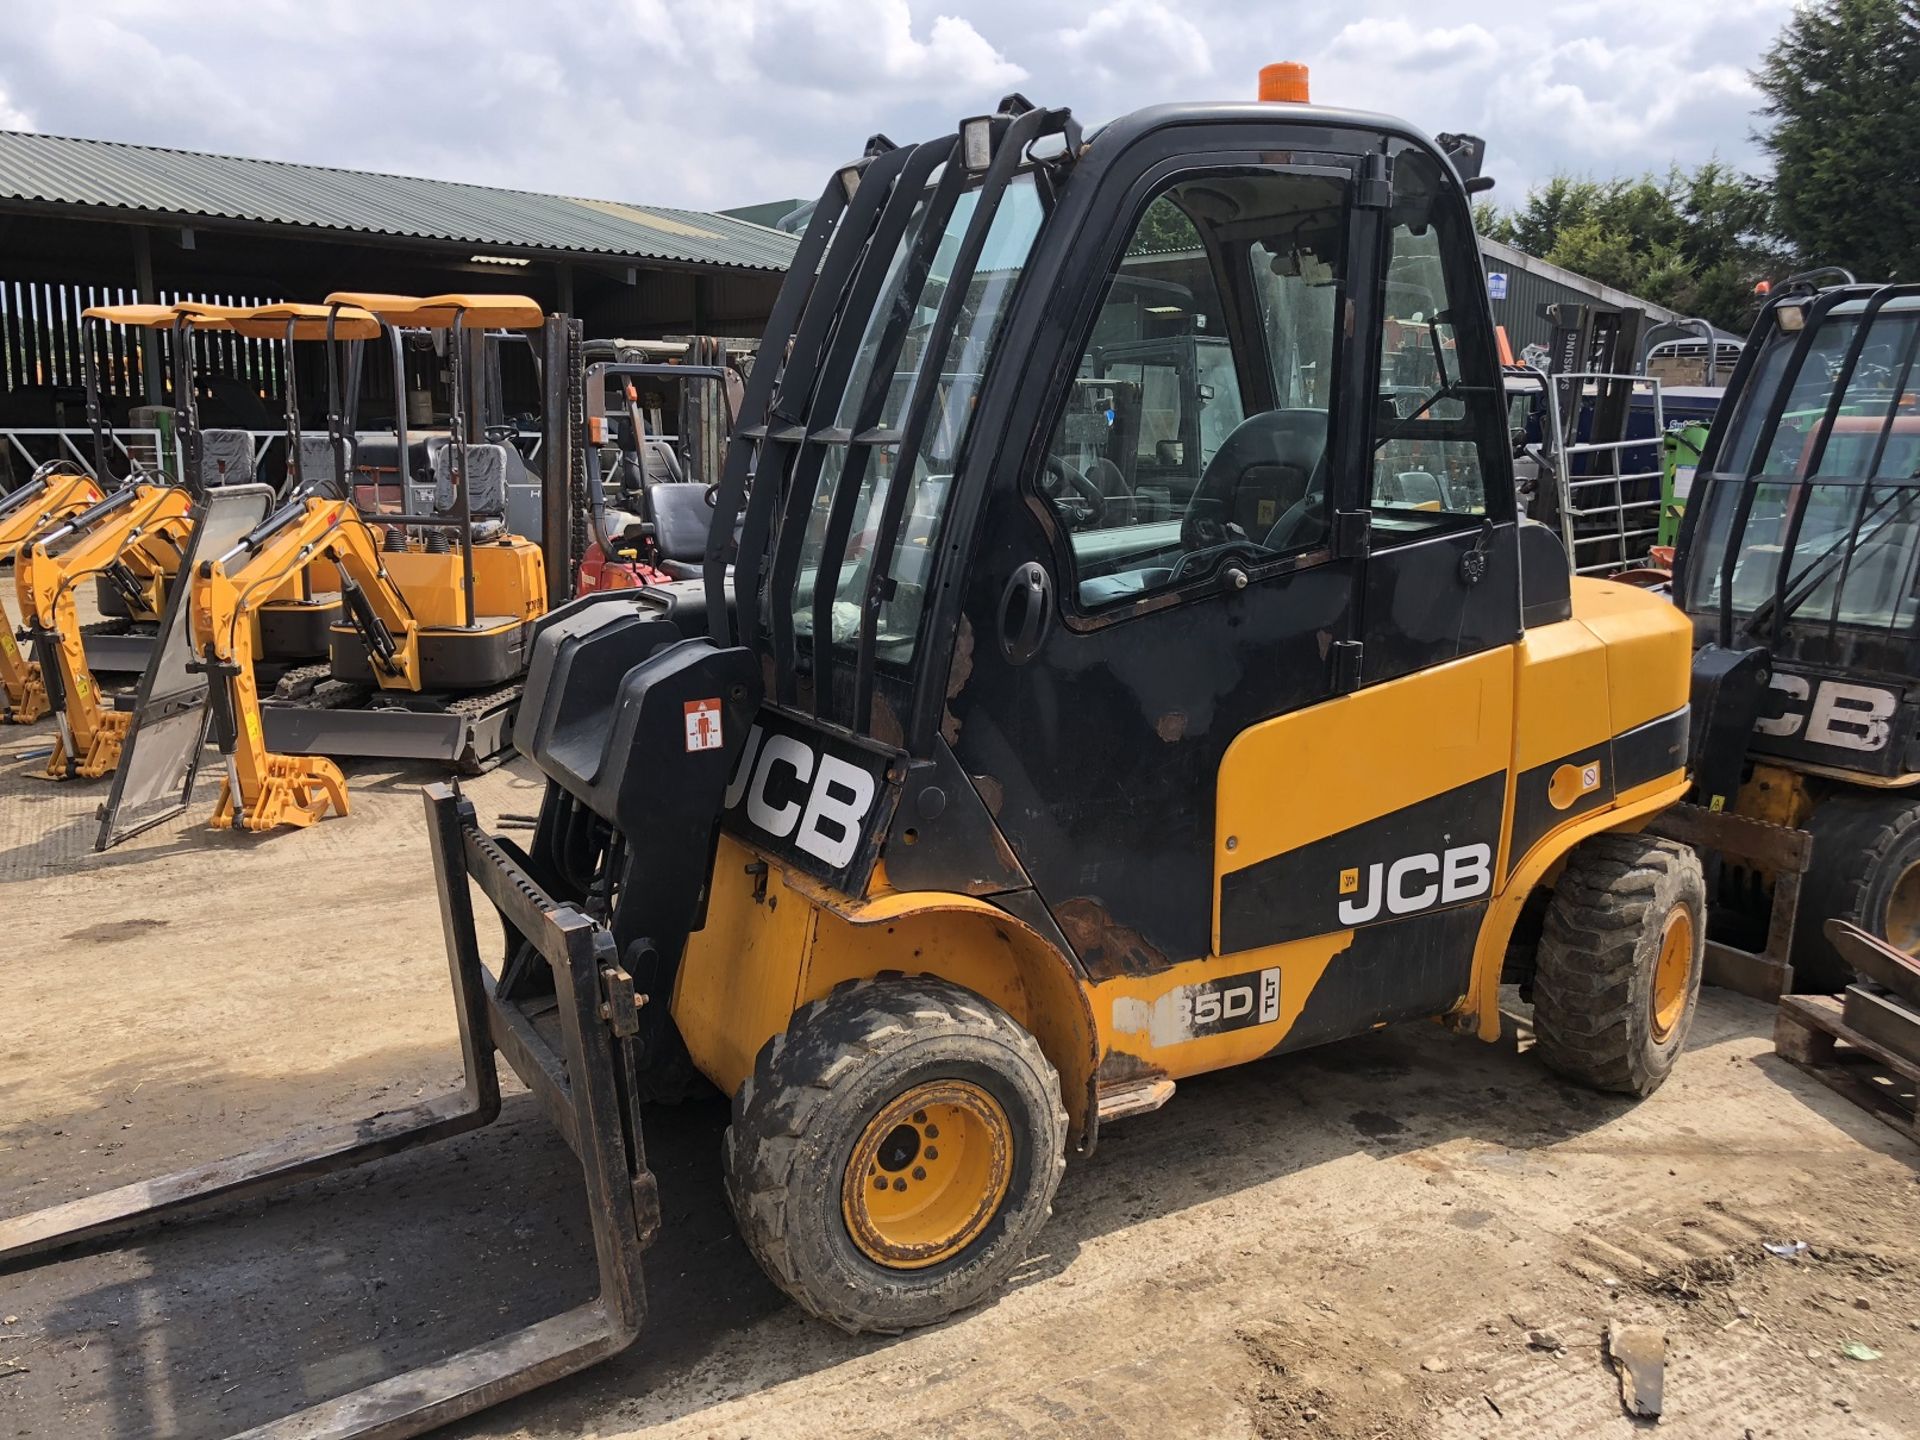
1755,674,1896,754
724,720,880,872
1336,842,1492,926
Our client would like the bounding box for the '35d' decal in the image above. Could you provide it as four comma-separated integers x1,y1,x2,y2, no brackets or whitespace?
1112,966,1282,1047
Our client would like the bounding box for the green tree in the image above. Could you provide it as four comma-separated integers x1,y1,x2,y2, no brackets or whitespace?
1477,163,1782,332
1754,0,1920,281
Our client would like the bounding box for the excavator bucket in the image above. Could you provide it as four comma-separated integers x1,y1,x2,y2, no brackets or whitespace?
0,782,659,1436
94,483,274,849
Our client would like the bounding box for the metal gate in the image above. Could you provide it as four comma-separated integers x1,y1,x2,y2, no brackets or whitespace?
94,484,275,849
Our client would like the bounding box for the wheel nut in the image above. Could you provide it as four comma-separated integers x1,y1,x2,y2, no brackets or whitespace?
913,1110,928,1124
893,1177,907,1192
912,1166,926,1181
924,1146,938,1160
925,1124,940,1139
874,1177,887,1191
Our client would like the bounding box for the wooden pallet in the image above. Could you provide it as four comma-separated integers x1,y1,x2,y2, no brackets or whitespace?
1774,994,1920,1144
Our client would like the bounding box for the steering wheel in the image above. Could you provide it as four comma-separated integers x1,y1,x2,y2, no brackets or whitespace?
1044,454,1106,527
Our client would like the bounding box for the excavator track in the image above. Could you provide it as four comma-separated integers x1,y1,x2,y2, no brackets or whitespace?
292,678,372,711
273,662,335,701
447,683,523,722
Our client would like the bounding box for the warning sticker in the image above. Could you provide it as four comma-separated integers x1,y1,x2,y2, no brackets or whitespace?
684,698,723,752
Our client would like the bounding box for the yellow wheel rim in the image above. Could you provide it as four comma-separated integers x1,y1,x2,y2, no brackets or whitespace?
1883,861,1920,955
841,1080,1013,1270
1650,903,1695,1042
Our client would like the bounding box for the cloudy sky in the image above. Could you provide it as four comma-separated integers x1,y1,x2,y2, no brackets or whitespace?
0,0,1795,215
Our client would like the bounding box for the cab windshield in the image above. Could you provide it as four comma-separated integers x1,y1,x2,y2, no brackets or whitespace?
1684,295,1920,639
790,173,1046,663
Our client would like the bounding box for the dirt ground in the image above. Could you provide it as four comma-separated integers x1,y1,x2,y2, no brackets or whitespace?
3,714,1919,1440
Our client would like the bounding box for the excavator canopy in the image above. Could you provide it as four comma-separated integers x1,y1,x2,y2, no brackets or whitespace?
224,301,382,341
84,302,230,330
323,291,545,329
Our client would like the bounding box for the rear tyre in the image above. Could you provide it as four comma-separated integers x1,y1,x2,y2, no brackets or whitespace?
1792,792,1920,994
1530,832,1706,1097
724,976,1067,1334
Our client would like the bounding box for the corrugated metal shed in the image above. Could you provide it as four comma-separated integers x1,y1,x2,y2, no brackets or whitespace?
0,130,798,273
1479,236,1683,353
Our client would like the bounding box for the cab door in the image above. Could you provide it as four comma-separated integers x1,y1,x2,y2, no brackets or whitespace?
949,133,1521,1063
949,154,1366,975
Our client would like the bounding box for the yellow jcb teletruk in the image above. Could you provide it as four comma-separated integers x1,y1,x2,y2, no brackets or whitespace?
1,72,1718,1439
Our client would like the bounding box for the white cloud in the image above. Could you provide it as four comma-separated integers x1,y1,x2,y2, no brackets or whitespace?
0,0,1799,211
1057,0,1214,85
1321,19,1499,71
735,1,1025,95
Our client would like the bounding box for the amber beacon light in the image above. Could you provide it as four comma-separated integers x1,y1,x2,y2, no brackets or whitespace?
1258,62,1311,102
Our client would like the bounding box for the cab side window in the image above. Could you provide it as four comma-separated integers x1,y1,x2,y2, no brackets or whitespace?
1370,151,1501,537
1037,170,1349,610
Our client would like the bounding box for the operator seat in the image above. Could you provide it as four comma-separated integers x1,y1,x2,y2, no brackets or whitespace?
430,442,514,540
293,434,354,497
198,429,256,489
1188,408,1329,551
646,482,714,580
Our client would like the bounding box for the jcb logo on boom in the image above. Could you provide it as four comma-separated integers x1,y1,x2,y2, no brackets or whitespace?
1336,842,1492,926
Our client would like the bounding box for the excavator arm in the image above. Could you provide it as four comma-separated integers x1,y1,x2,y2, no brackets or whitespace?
16,484,193,778
1,471,105,722
191,496,421,831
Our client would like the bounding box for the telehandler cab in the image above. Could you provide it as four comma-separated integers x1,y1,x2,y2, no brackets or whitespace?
1665,281,1920,995
0,78,1705,1438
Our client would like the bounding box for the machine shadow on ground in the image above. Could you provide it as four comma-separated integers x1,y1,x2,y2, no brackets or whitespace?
0,990,1849,1440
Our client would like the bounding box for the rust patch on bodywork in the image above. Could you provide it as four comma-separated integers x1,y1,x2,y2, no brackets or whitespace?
1054,897,1168,979
1154,711,1188,743
942,615,975,744
869,693,905,750
973,772,1005,817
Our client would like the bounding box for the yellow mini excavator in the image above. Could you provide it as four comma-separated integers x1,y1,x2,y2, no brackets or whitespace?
16,302,247,777
0,466,104,721
182,295,549,830
16,478,196,777
0,74,1722,1438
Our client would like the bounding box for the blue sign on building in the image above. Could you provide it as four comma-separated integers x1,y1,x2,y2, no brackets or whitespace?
1487,271,1509,301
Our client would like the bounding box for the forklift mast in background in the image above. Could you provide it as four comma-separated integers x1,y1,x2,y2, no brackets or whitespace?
1533,300,1667,574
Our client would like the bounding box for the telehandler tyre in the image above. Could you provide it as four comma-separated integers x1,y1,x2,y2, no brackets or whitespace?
1793,792,1920,994
723,975,1067,1334
1530,833,1705,1097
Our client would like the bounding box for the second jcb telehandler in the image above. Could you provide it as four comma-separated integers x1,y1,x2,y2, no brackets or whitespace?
0,70,1712,1438
1664,280,1920,995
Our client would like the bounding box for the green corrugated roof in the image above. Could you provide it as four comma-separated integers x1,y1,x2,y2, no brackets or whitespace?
0,129,799,273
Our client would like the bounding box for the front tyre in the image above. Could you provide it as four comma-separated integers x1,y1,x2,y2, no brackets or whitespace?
1793,792,1920,994
723,976,1067,1334
1530,832,1706,1097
